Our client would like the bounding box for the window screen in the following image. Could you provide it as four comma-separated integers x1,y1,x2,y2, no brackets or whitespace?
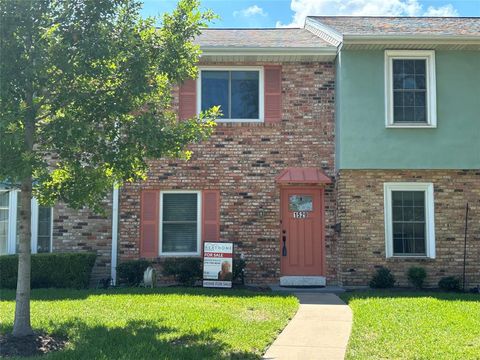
0,192,9,255
392,190,426,256
15,198,21,252
162,193,198,253
201,70,259,119
392,59,427,123
37,206,52,253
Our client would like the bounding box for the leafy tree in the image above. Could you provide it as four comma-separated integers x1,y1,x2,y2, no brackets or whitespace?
0,0,217,337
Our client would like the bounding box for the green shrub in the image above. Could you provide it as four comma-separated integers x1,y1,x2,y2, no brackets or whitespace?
162,257,202,286
438,276,461,291
369,267,395,288
0,252,96,289
407,267,427,288
0,255,18,289
232,257,246,285
116,260,151,286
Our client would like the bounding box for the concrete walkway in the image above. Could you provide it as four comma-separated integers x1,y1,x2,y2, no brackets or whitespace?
263,293,353,360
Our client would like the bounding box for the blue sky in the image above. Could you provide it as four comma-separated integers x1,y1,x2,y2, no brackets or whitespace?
140,0,480,28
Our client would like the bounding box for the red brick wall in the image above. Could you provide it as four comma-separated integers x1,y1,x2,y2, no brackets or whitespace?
337,170,480,288
119,61,337,284
52,199,112,286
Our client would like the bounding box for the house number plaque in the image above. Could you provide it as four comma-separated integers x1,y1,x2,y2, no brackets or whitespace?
293,211,307,219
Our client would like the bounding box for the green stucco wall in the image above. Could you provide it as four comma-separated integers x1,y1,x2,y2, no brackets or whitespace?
336,50,480,169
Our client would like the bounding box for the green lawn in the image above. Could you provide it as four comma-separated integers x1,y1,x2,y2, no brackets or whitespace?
0,288,298,360
340,291,480,360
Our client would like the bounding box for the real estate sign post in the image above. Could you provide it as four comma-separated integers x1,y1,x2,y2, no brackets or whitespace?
203,242,233,288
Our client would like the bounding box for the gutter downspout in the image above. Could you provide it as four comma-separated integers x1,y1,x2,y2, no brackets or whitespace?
111,186,119,285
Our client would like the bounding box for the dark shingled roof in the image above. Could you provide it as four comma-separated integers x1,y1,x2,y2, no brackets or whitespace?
194,28,333,48
309,16,480,37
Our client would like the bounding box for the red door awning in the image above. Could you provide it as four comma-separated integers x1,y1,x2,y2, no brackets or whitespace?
275,167,332,185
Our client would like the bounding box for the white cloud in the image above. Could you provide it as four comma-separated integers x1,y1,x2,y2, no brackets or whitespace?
424,4,459,16
233,5,267,18
276,0,459,27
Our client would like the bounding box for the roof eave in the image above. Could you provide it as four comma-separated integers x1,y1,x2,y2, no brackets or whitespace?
304,17,343,47
343,34,480,44
199,46,338,56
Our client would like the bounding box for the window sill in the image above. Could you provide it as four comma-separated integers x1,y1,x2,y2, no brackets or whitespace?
214,122,281,129
159,253,201,257
386,123,436,129
386,256,435,260
216,119,264,123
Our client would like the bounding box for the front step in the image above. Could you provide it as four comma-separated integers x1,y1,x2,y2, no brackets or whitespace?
279,276,326,287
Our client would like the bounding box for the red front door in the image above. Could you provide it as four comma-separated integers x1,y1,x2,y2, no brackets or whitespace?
280,187,325,276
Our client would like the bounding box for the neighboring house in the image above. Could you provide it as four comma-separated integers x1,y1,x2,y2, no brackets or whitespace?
1,17,478,288
0,188,113,285
305,16,480,286
0,193,53,255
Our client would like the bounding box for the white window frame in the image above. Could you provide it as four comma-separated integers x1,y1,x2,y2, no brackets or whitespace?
0,190,53,255
384,182,435,259
197,66,264,123
159,190,202,257
31,198,54,254
0,190,15,254
384,50,437,128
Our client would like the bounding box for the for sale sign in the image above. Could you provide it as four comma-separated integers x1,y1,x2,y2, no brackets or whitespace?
203,242,233,288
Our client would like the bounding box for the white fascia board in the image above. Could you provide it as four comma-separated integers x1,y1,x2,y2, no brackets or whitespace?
304,17,343,47
344,34,480,44
200,46,337,57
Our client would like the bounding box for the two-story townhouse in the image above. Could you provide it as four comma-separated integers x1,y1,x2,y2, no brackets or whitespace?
306,16,480,287
1,27,340,287
119,29,339,286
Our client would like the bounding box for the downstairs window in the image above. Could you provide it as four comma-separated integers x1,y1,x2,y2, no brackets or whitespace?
384,183,435,258
160,191,201,256
0,190,52,255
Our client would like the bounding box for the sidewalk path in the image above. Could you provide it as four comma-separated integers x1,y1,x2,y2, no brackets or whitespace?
263,293,352,360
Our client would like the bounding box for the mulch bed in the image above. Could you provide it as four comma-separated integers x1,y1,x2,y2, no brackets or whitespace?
0,332,67,358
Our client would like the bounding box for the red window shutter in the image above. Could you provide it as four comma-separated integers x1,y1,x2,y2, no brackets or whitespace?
140,190,159,258
202,190,220,242
264,65,282,123
178,79,197,120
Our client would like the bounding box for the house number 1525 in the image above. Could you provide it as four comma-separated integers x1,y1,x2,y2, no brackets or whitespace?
293,211,307,219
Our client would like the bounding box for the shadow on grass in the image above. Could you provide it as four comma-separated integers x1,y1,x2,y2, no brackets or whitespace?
341,289,480,304
2,319,261,360
0,286,291,302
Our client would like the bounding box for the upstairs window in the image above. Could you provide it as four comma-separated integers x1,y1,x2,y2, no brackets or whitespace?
198,67,264,122
385,50,436,128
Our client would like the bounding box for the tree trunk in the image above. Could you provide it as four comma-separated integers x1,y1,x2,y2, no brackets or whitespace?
12,178,34,337
12,15,36,336
12,81,35,336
